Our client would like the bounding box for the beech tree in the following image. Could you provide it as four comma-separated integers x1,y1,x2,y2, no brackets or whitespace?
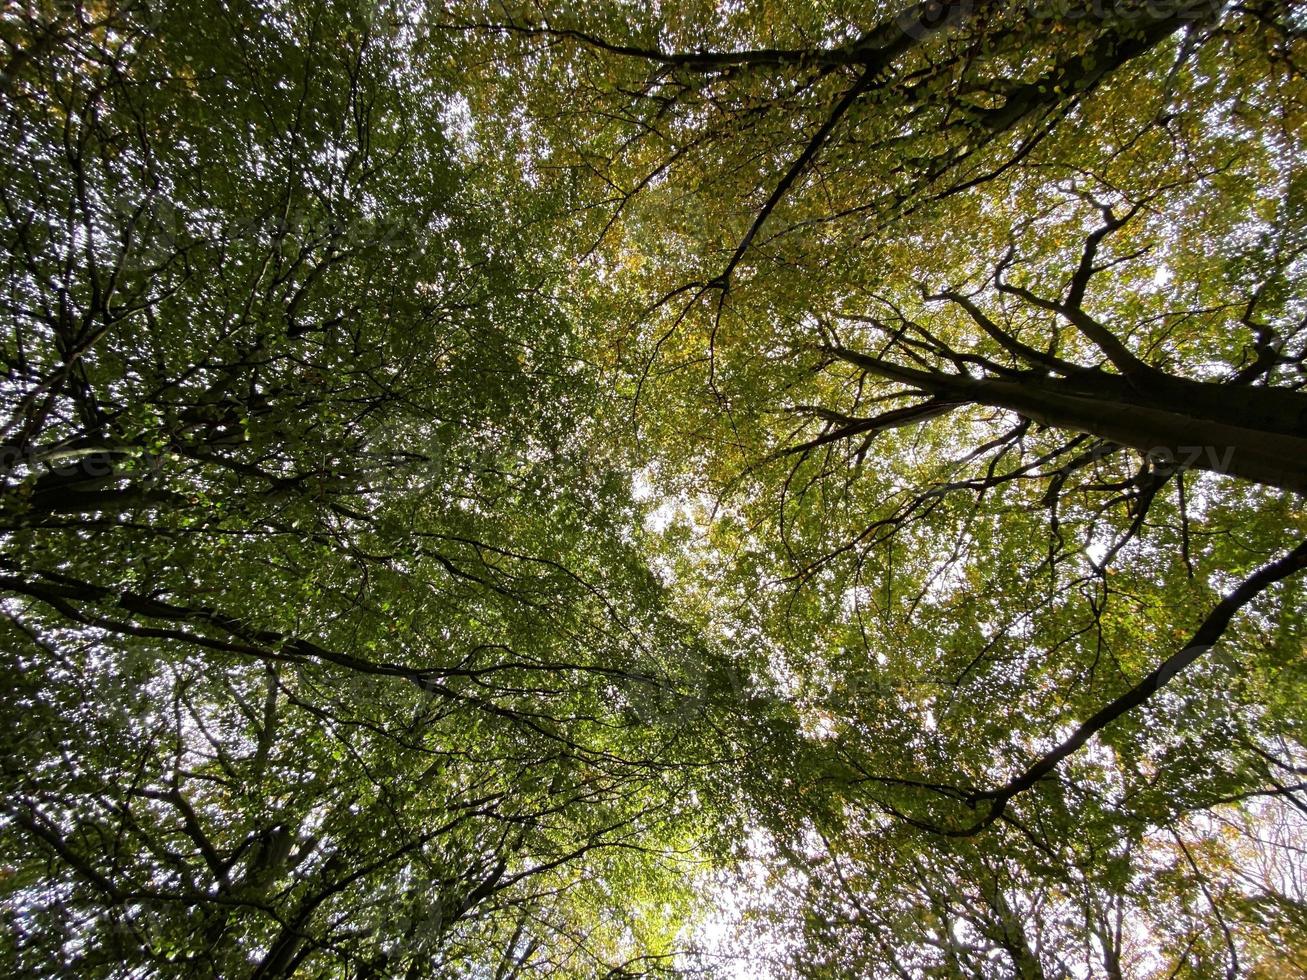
3,0,1306,977
457,1,1307,975
0,2,771,975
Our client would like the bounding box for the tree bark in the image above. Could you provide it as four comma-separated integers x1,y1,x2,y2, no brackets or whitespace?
827,346,1307,495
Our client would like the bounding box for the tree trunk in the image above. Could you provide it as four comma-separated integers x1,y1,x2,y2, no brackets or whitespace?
965,373,1307,495
827,347,1307,494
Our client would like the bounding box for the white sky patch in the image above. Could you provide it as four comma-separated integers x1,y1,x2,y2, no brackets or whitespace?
631,466,658,503
644,499,679,533
437,93,477,158
685,828,797,978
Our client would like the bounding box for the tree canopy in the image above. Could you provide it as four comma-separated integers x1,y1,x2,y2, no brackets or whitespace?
2,1,1305,977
